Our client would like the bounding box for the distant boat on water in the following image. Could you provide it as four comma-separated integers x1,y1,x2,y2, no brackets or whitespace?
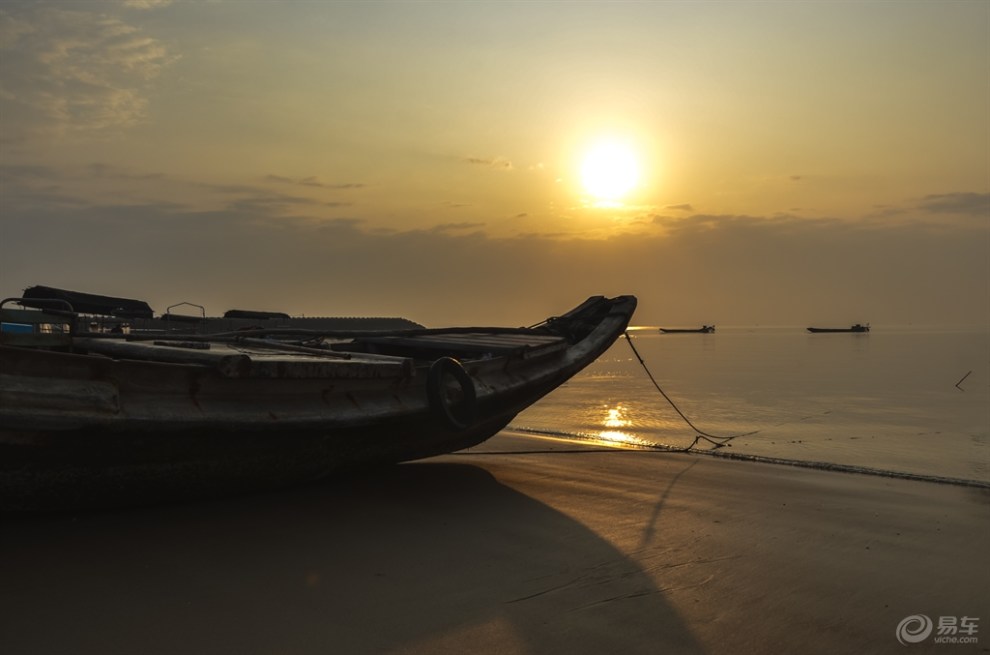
660,325,715,334
807,324,870,333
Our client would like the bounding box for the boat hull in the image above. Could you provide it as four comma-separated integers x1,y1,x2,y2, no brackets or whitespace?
1,295,636,509
806,326,869,333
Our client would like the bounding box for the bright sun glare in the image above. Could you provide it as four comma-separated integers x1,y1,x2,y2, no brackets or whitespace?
580,140,640,203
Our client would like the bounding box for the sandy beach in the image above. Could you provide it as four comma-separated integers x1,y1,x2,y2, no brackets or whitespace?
2,430,987,655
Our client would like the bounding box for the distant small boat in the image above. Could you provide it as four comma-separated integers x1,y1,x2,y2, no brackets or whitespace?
660,325,715,334
807,324,870,333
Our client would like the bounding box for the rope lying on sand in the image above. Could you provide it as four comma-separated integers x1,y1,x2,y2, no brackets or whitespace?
622,331,758,452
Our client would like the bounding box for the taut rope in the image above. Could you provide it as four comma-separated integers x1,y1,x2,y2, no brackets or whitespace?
623,331,758,451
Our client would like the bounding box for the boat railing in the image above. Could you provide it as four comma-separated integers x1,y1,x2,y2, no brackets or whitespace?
162,301,207,334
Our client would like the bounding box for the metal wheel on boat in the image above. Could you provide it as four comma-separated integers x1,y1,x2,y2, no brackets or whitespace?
426,357,477,431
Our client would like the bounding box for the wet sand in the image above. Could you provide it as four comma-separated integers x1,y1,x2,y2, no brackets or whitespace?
2,430,987,654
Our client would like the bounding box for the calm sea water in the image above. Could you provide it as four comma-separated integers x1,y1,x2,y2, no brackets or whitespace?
510,326,990,485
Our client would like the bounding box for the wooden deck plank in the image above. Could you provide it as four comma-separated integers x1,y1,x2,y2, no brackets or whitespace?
76,338,411,379
357,333,568,360
413,333,565,348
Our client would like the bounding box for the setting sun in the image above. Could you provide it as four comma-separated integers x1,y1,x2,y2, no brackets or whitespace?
580,140,640,203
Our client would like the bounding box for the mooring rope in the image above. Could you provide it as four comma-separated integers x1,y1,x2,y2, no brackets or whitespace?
623,330,759,451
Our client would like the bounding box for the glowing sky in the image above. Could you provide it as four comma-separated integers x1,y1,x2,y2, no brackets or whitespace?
1,1,987,326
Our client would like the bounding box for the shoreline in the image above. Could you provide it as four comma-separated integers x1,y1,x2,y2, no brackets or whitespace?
501,427,990,489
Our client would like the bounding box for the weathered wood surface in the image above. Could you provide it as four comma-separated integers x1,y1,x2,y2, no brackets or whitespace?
76,338,415,379
76,338,251,377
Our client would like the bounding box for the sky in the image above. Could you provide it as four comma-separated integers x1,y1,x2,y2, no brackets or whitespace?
1,0,987,327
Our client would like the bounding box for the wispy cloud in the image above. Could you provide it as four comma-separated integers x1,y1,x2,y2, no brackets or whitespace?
917,192,990,216
122,0,173,9
88,162,164,181
0,163,58,181
463,156,514,170
203,180,352,214
431,222,486,233
265,174,367,190
0,6,176,139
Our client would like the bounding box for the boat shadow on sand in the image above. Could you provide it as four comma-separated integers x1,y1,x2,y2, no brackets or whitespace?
1,462,704,655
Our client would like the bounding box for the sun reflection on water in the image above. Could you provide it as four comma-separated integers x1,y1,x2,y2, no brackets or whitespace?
598,404,639,445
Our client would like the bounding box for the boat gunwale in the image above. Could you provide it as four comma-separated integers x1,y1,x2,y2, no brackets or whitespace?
1,295,637,431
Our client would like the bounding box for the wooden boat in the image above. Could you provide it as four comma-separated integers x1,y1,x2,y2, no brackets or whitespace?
806,324,869,333
659,325,715,334
0,294,637,510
